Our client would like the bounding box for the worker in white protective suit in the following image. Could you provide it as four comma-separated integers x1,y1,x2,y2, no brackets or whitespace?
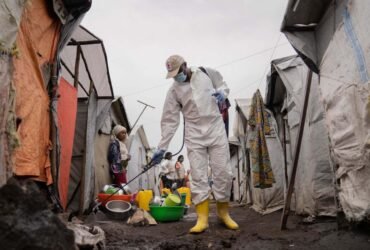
151,55,239,233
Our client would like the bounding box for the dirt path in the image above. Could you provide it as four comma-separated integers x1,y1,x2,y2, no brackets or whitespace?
93,202,370,250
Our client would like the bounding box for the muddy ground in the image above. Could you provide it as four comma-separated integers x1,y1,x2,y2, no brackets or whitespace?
1,179,369,250
88,202,370,250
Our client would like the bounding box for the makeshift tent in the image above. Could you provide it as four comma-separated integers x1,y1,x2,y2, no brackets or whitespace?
232,99,250,204
228,136,244,202
233,98,285,214
265,55,336,217
0,0,90,187
126,125,152,193
281,0,370,221
60,26,131,212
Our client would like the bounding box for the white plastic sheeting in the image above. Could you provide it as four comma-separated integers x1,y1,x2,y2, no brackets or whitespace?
0,0,24,51
126,125,152,193
232,99,250,204
267,56,336,216
60,26,114,98
0,0,25,186
282,0,370,221
228,137,243,202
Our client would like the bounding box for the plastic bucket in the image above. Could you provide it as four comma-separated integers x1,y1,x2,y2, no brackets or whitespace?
164,194,181,206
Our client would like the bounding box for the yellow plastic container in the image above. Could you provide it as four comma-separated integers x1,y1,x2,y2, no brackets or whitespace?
161,188,171,196
135,190,153,211
177,187,191,205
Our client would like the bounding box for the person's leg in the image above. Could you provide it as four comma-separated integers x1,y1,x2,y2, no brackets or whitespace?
161,176,169,189
159,177,164,195
122,170,127,184
209,139,239,230
165,177,172,189
187,145,210,233
208,140,232,202
180,178,185,187
188,146,210,204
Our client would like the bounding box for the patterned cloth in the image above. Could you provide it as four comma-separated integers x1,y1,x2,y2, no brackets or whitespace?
108,139,123,174
108,138,128,185
248,90,275,188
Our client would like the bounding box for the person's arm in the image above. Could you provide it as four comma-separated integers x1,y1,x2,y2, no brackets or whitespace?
175,161,180,170
108,140,121,164
204,67,230,98
158,87,181,150
120,143,130,161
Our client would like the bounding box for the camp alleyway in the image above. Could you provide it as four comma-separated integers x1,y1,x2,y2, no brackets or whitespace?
1,1,370,250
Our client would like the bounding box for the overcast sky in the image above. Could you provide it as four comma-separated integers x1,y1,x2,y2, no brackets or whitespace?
82,0,295,166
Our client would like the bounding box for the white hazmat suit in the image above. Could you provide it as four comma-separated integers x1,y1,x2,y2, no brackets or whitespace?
158,67,233,205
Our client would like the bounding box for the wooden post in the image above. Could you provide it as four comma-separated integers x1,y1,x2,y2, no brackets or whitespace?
282,116,288,191
280,69,313,230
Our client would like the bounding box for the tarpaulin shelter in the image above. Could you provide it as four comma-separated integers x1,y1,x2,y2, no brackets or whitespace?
126,125,152,193
232,98,285,214
281,0,370,221
228,136,249,203
59,26,131,212
231,99,250,204
0,0,90,188
265,55,336,217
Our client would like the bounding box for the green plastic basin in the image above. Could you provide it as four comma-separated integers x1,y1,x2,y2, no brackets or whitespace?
149,205,185,222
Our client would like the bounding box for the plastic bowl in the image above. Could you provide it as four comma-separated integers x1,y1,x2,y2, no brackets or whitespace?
149,205,185,222
97,193,131,206
105,200,132,220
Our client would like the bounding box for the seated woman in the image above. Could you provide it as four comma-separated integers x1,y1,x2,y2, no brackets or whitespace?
108,125,131,186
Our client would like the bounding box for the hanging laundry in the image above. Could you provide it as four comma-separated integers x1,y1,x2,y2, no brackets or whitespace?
248,90,275,188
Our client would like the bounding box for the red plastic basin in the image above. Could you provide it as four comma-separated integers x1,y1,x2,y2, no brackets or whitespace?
97,193,131,206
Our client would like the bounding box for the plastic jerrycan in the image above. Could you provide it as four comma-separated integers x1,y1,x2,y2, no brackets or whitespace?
136,190,153,211
177,187,191,205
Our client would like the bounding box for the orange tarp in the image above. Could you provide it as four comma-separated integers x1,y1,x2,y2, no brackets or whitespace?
57,78,77,209
12,0,60,184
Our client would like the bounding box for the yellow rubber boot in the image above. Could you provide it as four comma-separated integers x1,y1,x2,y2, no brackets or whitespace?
189,199,209,234
217,202,239,230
